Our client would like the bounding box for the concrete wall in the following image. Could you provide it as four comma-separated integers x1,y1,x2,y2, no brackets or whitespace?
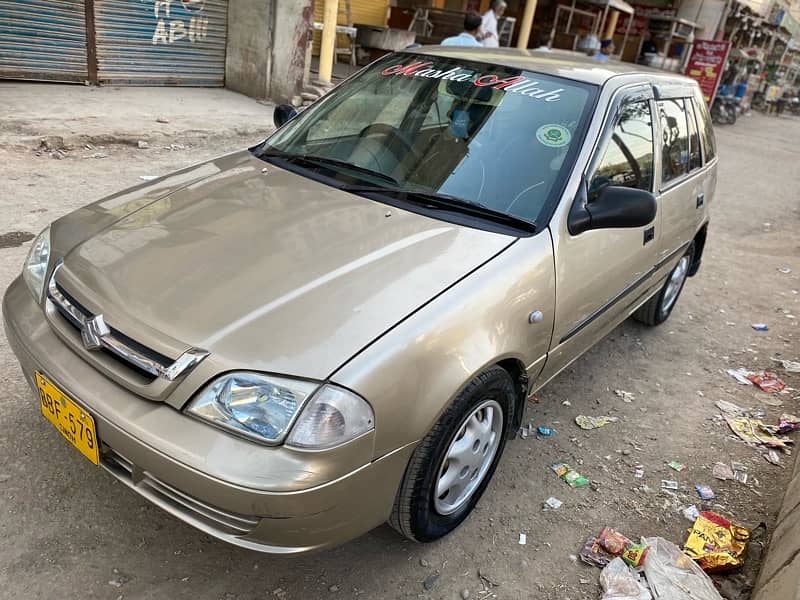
225,0,273,99
269,0,313,103
752,452,800,600
225,0,312,103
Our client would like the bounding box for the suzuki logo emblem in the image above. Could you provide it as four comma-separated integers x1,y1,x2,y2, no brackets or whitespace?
81,314,110,351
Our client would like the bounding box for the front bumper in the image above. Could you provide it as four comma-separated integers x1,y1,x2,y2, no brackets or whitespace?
3,276,414,553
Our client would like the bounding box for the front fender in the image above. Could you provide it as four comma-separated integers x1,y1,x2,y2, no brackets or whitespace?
331,232,556,458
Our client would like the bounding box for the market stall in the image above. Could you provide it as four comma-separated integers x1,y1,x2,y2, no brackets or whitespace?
546,0,635,60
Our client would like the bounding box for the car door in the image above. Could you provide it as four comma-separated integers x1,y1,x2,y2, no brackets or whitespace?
537,86,661,385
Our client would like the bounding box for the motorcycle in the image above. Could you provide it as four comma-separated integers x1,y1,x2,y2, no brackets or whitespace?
711,95,738,125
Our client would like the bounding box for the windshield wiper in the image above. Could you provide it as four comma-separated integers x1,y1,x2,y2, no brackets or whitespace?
259,150,400,187
340,185,537,233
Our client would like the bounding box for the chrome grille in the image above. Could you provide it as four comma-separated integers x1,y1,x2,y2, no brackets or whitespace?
46,262,209,382
102,448,259,537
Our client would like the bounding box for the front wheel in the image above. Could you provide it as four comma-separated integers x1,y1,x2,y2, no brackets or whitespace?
633,243,694,326
389,367,515,542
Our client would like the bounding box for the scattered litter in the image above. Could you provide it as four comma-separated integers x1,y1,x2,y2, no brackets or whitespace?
682,505,701,522
600,557,652,600
642,537,724,600
614,390,635,403
661,480,679,490
562,400,572,406
715,400,747,416
684,512,750,572
778,266,792,274
580,535,613,567
544,497,563,510
727,369,754,385
599,527,632,555
712,463,735,480
746,371,785,393
761,414,800,435
518,533,527,545
575,415,619,430
537,426,556,437
519,426,529,439
771,357,800,373
621,543,650,568
139,175,158,181
137,140,149,149
695,484,716,500
634,465,644,478
765,450,781,465
667,461,687,472
724,416,792,448
550,463,589,487
751,323,769,331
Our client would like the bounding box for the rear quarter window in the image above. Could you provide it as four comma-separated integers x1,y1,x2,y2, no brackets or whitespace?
693,90,716,162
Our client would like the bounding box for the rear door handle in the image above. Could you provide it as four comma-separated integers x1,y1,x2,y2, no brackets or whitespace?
696,193,705,208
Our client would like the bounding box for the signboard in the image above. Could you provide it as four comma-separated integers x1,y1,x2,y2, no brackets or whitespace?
684,39,731,105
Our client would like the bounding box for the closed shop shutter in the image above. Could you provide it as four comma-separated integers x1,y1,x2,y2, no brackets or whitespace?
0,0,88,83
94,0,228,86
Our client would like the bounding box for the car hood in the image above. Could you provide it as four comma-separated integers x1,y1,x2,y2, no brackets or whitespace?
56,150,515,380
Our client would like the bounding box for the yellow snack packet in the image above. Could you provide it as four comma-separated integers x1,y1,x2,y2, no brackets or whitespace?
683,511,750,572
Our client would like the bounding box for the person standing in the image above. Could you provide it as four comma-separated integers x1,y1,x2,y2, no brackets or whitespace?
441,12,483,46
480,0,506,48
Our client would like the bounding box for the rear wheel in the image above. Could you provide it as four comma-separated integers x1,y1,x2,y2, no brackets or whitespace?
633,243,694,326
389,366,515,542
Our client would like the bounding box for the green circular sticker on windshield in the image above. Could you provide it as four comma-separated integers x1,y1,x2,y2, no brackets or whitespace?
536,124,571,148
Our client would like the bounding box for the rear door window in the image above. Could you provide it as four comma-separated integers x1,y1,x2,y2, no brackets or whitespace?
657,98,690,185
692,94,716,162
686,99,702,171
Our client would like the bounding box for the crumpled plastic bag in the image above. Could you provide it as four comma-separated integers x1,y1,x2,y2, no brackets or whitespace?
600,557,652,600
642,537,724,600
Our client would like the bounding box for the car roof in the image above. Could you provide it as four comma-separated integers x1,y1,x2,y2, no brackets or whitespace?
412,46,697,88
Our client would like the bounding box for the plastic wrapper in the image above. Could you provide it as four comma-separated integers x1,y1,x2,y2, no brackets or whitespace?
600,558,652,600
724,416,791,448
575,415,618,429
642,537,724,600
621,543,649,568
580,535,614,567
746,370,785,393
550,463,589,487
683,511,751,572
599,527,632,554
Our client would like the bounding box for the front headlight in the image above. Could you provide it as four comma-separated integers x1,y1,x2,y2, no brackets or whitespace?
186,373,318,444
23,226,51,301
186,372,375,449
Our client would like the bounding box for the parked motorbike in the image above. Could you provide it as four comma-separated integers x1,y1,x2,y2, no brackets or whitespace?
711,95,738,125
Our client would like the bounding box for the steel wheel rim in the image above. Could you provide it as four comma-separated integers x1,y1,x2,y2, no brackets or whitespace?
434,399,503,516
661,255,690,316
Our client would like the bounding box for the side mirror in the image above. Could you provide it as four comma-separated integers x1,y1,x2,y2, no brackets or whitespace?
273,104,298,129
568,184,656,235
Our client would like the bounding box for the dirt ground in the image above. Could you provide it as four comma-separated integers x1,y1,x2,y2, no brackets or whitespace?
1,112,798,600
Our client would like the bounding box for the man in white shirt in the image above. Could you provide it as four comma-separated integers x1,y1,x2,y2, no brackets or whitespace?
441,12,483,47
480,0,506,48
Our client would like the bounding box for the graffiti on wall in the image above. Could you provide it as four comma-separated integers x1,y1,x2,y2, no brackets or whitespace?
152,0,208,45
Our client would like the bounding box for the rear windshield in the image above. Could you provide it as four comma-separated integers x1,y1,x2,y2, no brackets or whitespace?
265,53,598,226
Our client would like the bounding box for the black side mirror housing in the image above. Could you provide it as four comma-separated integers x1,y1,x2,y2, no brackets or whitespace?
273,104,298,129
568,184,656,235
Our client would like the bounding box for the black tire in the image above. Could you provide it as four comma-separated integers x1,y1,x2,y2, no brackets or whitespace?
389,366,515,542
633,242,695,326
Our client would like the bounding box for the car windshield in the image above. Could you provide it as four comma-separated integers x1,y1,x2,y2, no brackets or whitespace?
260,53,598,227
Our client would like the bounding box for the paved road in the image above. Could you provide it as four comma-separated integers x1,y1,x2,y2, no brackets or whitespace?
1,113,798,600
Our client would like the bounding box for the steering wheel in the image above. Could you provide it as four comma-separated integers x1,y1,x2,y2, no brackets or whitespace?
357,123,422,164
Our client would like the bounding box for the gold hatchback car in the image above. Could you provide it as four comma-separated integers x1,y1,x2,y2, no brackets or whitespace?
4,48,715,553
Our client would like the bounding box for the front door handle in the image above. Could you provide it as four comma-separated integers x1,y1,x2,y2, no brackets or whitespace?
643,226,655,245
696,193,705,208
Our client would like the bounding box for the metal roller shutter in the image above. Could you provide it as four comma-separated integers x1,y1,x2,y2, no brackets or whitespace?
94,0,228,86
0,0,88,83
